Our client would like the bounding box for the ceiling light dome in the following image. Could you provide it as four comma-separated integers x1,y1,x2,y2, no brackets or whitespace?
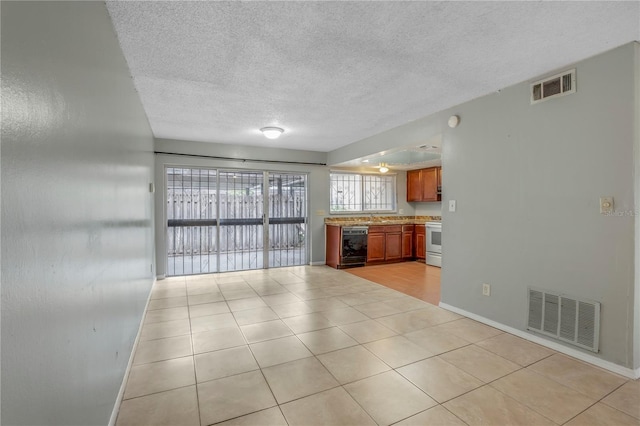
260,127,284,139
378,163,389,173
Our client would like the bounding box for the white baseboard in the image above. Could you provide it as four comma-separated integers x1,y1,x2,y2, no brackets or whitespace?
310,261,326,266
439,302,640,379
109,278,155,426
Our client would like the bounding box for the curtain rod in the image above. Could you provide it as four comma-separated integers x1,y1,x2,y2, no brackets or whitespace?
154,151,327,166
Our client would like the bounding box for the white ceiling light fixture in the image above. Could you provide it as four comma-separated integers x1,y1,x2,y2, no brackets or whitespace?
260,127,284,139
378,163,389,173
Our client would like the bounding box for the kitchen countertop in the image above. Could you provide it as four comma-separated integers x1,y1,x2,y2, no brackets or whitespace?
325,215,441,226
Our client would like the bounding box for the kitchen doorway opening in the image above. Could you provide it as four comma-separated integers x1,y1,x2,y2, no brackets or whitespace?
166,167,308,276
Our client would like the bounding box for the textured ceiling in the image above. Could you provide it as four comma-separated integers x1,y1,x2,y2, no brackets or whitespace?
106,1,639,152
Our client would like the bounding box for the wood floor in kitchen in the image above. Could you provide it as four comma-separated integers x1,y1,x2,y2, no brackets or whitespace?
346,261,441,306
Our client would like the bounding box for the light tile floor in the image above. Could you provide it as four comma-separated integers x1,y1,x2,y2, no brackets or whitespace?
117,265,640,426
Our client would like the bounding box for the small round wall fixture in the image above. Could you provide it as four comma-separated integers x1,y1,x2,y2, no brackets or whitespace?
260,127,284,139
448,115,460,128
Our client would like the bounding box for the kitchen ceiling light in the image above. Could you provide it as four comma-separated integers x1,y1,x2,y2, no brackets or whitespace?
378,163,389,173
260,127,284,139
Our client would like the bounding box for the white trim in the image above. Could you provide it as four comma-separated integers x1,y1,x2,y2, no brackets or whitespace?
633,41,640,382
108,279,155,426
439,302,640,379
310,260,326,266
156,274,166,280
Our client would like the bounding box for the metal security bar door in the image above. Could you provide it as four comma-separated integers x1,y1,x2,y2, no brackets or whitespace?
218,171,265,272
268,173,308,267
166,167,308,276
166,167,218,276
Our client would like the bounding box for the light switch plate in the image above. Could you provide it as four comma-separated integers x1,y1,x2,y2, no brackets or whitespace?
600,197,613,214
449,200,456,212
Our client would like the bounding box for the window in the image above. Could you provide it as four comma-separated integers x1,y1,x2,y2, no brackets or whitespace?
330,172,396,213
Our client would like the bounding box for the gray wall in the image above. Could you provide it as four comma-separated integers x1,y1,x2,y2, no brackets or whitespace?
154,139,330,275
327,43,638,369
1,2,155,425
440,43,637,368
414,202,442,217
634,43,640,370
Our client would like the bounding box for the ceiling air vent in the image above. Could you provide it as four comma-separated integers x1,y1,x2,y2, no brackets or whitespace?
530,69,576,104
527,287,600,352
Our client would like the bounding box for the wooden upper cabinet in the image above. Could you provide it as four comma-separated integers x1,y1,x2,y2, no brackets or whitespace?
406,170,423,202
406,167,441,202
422,167,438,202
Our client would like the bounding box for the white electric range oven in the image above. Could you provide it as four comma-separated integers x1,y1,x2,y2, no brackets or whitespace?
425,222,442,267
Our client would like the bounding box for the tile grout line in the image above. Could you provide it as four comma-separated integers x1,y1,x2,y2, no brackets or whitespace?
131,266,601,425
432,355,562,424
229,297,289,426
245,351,290,426
416,340,565,424
242,298,378,423
187,290,203,426
483,365,594,425
556,377,633,425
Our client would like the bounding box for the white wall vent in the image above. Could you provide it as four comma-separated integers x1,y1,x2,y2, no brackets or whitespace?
530,69,576,104
527,287,600,352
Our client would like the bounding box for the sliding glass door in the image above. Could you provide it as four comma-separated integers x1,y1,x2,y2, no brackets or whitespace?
218,170,265,272
166,167,218,276
268,173,307,268
166,167,307,276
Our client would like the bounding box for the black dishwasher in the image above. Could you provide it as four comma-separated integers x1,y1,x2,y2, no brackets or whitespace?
341,226,368,267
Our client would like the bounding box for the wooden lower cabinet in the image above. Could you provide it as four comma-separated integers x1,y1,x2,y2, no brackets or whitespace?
415,225,426,260
325,225,341,268
367,225,404,263
327,223,428,268
385,232,402,260
366,232,386,262
402,225,414,259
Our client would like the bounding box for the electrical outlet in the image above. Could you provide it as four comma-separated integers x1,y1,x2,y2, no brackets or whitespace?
399,209,404,215
482,283,491,296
